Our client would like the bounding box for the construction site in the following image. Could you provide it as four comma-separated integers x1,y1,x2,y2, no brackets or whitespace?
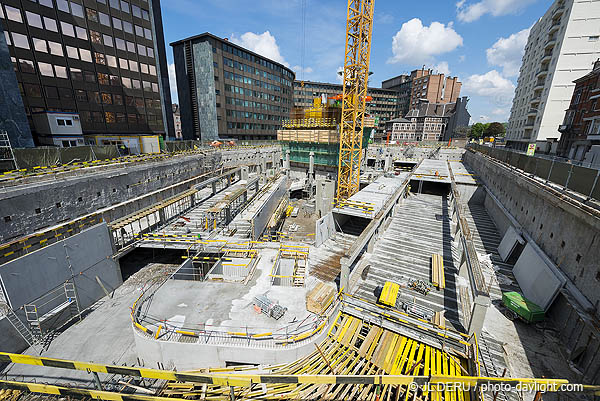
1,0,600,401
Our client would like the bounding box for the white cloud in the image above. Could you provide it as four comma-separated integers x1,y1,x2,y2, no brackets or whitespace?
388,18,463,65
486,27,530,76
478,115,491,122
457,0,538,23
462,70,515,104
230,31,289,67
336,66,344,83
434,61,451,75
459,55,466,62
168,63,178,104
492,107,508,115
292,65,314,76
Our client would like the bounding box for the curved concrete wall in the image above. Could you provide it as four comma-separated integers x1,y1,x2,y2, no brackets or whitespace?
132,321,329,370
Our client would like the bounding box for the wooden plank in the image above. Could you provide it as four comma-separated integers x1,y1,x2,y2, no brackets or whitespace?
382,334,399,373
358,326,379,357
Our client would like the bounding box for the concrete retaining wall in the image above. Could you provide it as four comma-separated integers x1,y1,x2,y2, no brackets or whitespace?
0,147,281,242
132,319,329,370
464,150,600,308
464,150,600,382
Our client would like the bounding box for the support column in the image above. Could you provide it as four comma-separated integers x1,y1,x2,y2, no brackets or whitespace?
340,257,350,292
211,181,217,195
158,207,166,225
285,150,290,177
367,231,378,253
468,295,490,337
225,206,232,224
384,152,392,172
309,151,315,178
190,194,196,208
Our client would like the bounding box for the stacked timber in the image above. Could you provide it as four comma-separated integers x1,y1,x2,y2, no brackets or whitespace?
277,129,339,144
431,254,445,289
306,282,336,314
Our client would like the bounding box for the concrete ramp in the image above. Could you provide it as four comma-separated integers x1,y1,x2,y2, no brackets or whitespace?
512,243,564,311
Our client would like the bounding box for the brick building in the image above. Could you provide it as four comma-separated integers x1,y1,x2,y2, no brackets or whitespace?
558,59,600,160
382,68,462,116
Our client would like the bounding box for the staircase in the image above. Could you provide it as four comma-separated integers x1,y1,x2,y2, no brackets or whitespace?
2,304,41,353
293,257,305,287
0,131,17,171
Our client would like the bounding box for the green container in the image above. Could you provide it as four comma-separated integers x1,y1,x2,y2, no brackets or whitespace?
502,291,545,323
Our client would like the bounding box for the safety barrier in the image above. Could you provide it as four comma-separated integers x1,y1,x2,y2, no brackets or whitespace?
469,144,600,201
129,260,335,347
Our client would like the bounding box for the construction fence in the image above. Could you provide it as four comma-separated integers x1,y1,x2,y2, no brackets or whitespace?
470,144,600,201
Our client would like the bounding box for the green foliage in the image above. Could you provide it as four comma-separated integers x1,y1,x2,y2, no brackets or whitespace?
484,122,506,137
469,123,489,138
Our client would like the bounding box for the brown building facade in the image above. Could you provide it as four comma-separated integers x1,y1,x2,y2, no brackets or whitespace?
558,59,600,161
383,68,462,116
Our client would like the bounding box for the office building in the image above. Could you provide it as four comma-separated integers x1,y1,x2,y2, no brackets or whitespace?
505,0,600,153
171,33,295,141
382,68,462,116
292,80,399,135
0,0,174,146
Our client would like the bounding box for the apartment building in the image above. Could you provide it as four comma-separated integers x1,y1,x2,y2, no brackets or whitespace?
293,80,399,134
506,0,600,152
557,59,600,160
171,33,294,141
382,68,462,116
0,0,174,145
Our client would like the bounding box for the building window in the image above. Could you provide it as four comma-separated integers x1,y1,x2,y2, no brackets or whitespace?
55,65,68,79
86,8,98,22
26,11,43,29
61,21,75,37
19,59,35,74
38,62,54,77
43,17,58,32
5,6,22,23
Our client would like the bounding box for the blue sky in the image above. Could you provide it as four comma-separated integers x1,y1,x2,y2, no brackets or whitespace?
161,0,555,123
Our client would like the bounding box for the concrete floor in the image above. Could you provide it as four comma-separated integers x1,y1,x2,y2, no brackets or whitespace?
142,248,313,336
2,263,179,387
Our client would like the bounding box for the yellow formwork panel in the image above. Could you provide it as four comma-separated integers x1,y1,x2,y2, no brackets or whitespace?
379,281,400,307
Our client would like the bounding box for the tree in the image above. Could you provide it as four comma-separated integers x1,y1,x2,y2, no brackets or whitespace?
453,126,470,138
469,123,489,139
484,122,506,137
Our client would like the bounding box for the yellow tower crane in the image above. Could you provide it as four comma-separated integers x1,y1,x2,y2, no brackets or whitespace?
336,0,375,200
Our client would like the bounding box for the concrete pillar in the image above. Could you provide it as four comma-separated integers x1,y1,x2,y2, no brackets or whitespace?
211,181,217,195
284,150,290,176
367,231,377,253
468,295,490,337
190,194,196,208
340,258,350,292
241,166,249,181
309,151,315,177
225,206,232,224
261,156,266,173
158,208,166,225
384,152,392,172
316,179,336,217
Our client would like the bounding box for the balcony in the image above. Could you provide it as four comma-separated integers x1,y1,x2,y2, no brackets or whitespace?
552,5,565,19
541,51,552,63
527,109,538,116
524,123,535,129
536,68,549,78
549,21,560,34
530,96,541,105
545,37,557,49
558,124,570,133
534,83,545,91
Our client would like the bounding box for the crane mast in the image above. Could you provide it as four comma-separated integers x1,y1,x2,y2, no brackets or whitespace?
336,0,375,200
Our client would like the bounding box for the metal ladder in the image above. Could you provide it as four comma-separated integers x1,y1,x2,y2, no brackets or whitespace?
2,304,41,353
64,281,81,319
24,304,43,340
0,130,17,171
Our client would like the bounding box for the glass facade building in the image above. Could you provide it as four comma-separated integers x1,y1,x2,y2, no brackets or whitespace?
0,0,173,144
171,33,295,141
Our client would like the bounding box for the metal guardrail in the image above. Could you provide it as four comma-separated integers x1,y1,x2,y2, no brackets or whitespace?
469,144,600,201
